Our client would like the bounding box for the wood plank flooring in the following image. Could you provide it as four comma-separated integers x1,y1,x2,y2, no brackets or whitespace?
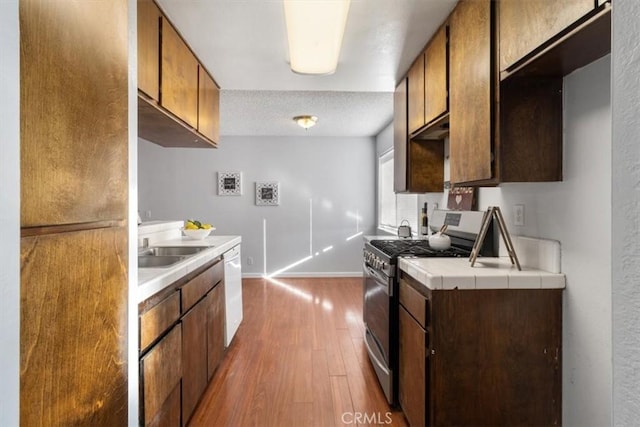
188,277,408,427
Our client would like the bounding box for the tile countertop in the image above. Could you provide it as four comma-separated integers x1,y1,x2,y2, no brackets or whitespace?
138,235,241,303
398,257,566,290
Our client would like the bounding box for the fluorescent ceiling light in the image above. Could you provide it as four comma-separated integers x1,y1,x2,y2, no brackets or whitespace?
283,0,351,75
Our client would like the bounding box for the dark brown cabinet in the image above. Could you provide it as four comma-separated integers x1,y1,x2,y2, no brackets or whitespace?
206,282,226,380
449,0,493,184
138,0,161,101
398,273,562,426
137,0,220,148
20,1,129,425
449,0,565,186
394,79,445,194
161,17,199,129
198,66,221,144
181,298,209,426
398,306,427,427
139,259,225,426
140,325,183,426
424,25,448,126
499,0,595,72
407,54,425,134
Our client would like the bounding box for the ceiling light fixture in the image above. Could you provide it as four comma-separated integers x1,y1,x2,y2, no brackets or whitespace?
283,0,351,75
293,115,318,129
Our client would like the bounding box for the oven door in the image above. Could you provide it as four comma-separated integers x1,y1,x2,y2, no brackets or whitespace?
363,262,394,403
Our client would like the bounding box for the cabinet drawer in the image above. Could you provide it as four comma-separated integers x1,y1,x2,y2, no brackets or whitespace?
140,324,182,426
399,278,429,328
140,290,180,353
181,259,223,312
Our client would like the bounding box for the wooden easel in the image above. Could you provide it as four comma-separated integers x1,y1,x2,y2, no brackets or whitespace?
469,206,521,270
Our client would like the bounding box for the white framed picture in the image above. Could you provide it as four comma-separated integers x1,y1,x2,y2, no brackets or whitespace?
255,182,280,206
217,172,242,196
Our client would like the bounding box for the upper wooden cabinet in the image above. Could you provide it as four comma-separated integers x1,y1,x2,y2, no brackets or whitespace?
198,66,221,143
449,0,493,184
394,79,445,194
407,54,425,134
424,25,448,126
407,24,449,138
138,0,160,101
499,0,595,72
161,17,199,129
138,0,220,148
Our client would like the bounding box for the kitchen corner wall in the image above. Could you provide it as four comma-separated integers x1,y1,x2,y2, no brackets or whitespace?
139,136,376,276
0,1,20,424
377,55,612,426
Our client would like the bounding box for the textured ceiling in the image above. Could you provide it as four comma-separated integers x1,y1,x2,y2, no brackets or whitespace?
155,0,458,137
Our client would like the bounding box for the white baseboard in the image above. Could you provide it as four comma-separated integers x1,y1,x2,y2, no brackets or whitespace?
242,271,363,279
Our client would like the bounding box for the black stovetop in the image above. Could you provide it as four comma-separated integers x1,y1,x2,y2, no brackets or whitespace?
369,239,471,258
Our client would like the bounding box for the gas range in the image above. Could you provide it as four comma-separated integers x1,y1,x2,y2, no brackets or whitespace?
362,210,497,406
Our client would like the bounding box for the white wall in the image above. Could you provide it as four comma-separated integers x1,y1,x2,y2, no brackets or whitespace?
139,136,377,276
378,56,612,426
0,1,20,424
612,1,640,425
482,56,612,427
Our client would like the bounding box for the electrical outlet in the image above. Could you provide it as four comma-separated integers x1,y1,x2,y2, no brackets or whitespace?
145,210,152,219
514,204,525,226
247,257,254,266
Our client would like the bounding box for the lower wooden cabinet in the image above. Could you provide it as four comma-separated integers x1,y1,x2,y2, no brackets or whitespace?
207,282,226,380
140,325,183,426
399,306,427,427
398,273,562,426
181,298,209,426
139,259,226,426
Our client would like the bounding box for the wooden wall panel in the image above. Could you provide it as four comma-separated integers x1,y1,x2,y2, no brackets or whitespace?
20,227,128,425
20,0,128,228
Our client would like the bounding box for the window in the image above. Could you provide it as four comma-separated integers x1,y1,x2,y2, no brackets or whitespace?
378,149,418,234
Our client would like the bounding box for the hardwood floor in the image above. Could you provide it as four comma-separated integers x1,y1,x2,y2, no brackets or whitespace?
189,277,408,427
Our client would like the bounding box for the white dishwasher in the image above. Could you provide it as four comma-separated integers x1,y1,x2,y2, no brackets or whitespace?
223,244,242,347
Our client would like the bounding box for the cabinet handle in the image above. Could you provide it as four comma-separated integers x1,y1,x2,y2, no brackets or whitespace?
431,349,436,355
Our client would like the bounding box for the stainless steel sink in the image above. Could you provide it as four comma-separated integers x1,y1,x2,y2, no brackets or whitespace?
147,246,209,256
138,255,186,268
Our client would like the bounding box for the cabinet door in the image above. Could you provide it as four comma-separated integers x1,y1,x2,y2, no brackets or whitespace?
21,228,128,426
140,325,183,426
407,54,425,134
393,79,409,193
198,66,220,143
138,0,161,101
399,305,426,427
20,0,128,227
161,17,198,129
449,0,493,184
182,298,209,426
424,25,448,125
499,0,594,71
206,282,226,380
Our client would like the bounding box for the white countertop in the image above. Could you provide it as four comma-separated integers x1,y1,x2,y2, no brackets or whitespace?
138,235,241,302
399,257,565,290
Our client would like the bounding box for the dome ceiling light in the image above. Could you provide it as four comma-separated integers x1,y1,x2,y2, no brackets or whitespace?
293,115,318,129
